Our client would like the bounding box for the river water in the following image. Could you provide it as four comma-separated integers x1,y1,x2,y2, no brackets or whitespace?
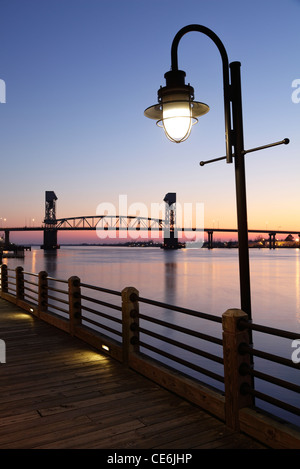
3,246,300,426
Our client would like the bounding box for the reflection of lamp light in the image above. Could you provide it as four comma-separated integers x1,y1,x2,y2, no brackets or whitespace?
144,70,209,143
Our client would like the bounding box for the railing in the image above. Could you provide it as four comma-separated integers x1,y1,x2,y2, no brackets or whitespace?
0,264,300,449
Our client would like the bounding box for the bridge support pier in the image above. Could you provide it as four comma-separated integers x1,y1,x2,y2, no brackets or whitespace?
41,191,59,250
4,230,10,248
41,229,59,250
269,232,276,249
163,193,179,249
207,230,213,249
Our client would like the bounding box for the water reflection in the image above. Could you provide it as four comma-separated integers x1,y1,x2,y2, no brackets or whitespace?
30,249,37,274
43,250,58,277
163,251,177,305
296,251,300,324
3,246,300,331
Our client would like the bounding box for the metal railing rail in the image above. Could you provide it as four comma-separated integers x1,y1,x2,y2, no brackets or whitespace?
136,307,224,385
237,319,300,417
79,282,123,343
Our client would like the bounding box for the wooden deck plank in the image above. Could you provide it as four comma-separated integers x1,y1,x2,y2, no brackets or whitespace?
0,299,267,449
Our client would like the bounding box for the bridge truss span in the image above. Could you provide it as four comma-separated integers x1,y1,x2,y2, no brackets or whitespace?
54,215,164,232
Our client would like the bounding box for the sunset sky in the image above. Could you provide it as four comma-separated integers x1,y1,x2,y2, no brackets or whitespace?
0,0,299,244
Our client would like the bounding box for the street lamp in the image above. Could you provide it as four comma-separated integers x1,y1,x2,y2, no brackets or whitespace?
144,68,209,143
145,24,289,320
144,25,232,158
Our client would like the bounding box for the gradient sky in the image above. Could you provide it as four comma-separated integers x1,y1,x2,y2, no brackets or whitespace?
0,0,299,244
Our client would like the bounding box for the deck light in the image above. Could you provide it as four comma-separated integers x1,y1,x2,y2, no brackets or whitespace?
144,70,209,143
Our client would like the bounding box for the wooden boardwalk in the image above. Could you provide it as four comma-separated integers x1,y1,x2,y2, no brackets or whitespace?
0,298,267,449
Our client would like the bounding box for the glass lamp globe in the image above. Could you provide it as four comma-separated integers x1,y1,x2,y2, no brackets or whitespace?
144,70,209,143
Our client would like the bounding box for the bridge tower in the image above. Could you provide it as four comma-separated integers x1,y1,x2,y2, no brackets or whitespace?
163,192,179,249
41,191,59,250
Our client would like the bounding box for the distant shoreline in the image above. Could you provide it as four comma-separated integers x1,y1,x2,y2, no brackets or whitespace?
22,242,300,249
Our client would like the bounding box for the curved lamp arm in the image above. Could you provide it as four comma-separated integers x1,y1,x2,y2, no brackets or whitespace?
170,24,232,163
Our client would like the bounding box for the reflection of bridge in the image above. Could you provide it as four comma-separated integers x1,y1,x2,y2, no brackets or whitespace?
1,191,300,250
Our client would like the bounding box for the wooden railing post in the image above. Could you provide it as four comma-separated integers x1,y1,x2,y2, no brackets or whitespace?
38,271,48,316
121,287,139,366
0,264,8,293
222,308,253,430
15,266,24,300
68,276,81,336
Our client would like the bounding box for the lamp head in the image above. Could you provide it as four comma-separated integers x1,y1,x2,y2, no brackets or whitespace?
144,69,209,143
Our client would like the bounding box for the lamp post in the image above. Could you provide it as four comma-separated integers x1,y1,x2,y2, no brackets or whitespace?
145,24,289,321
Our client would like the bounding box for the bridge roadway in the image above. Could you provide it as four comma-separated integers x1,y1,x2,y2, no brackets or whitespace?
2,214,300,236
0,298,266,449
1,215,300,250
